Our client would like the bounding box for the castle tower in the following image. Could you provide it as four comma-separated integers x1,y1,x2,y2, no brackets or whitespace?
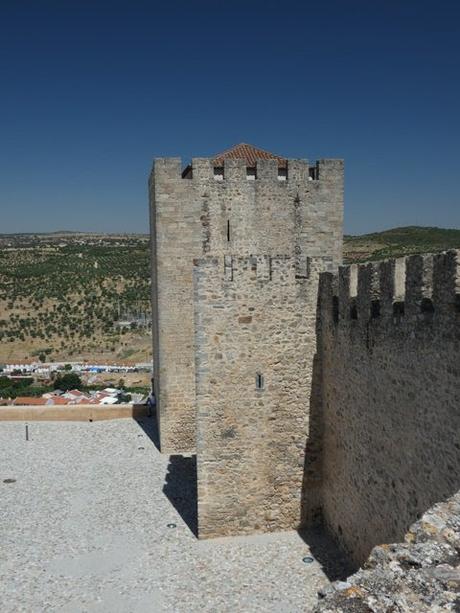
149,143,343,535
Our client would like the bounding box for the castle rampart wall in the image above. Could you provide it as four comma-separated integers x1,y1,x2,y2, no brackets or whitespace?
193,255,329,538
318,250,460,565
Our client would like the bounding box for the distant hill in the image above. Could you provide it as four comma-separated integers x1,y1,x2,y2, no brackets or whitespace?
343,226,460,263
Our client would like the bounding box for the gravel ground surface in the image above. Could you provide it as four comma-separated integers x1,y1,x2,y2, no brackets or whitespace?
0,419,333,612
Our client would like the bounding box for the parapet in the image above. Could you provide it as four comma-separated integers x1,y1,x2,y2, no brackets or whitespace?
193,254,333,284
322,250,460,325
152,157,343,184
194,255,291,283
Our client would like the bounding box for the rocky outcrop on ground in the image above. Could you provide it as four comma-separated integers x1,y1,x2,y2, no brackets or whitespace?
315,491,460,612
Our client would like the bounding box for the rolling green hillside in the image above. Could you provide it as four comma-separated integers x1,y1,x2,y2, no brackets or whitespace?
343,226,460,263
0,233,151,364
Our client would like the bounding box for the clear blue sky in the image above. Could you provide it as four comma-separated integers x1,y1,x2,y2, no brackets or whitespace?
1,0,459,235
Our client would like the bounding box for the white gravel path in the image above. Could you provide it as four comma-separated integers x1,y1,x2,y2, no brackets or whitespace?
0,419,331,612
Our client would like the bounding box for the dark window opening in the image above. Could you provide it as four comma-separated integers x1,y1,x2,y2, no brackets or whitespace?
213,166,224,180
420,298,435,314
227,220,231,242
277,168,287,181
332,296,339,323
256,373,264,390
371,300,381,319
181,165,193,179
393,301,405,316
246,167,256,180
455,294,460,313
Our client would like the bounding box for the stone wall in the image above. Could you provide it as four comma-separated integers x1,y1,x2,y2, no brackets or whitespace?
149,156,343,454
194,255,326,538
194,158,343,266
315,489,460,612
318,250,460,565
149,159,201,453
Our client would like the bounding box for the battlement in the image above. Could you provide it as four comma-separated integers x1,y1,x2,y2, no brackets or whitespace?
153,157,343,184
193,254,333,285
323,250,460,325
320,248,460,566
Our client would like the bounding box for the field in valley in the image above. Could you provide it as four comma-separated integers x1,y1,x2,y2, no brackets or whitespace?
0,233,151,365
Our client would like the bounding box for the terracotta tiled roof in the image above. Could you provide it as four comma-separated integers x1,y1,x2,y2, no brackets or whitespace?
50,397,71,405
12,396,47,406
212,143,287,168
63,389,85,398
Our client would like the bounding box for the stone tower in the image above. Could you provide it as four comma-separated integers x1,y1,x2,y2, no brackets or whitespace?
149,143,343,536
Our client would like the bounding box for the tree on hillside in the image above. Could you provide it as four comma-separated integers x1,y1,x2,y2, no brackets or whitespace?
54,372,82,391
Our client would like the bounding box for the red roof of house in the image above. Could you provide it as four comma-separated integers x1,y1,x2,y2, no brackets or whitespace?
12,397,47,406
50,397,70,405
212,143,287,168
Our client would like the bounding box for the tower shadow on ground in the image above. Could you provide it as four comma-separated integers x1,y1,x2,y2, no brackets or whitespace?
135,416,160,451
135,416,198,536
163,454,198,537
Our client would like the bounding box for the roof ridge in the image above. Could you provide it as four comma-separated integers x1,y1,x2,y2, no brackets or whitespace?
211,143,287,167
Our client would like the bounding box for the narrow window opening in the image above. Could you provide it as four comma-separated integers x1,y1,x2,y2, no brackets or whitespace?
227,220,231,242
393,301,405,316
256,373,264,390
332,296,339,323
371,299,381,319
309,166,317,181
246,167,256,180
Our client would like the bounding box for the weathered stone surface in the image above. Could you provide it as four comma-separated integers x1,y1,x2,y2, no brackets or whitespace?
149,153,344,461
318,250,460,564
194,255,328,538
315,490,460,612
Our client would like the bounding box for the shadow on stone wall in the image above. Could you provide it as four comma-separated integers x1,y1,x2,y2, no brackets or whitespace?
297,348,357,581
300,280,327,528
163,454,198,537
298,286,357,580
300,351,324,527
